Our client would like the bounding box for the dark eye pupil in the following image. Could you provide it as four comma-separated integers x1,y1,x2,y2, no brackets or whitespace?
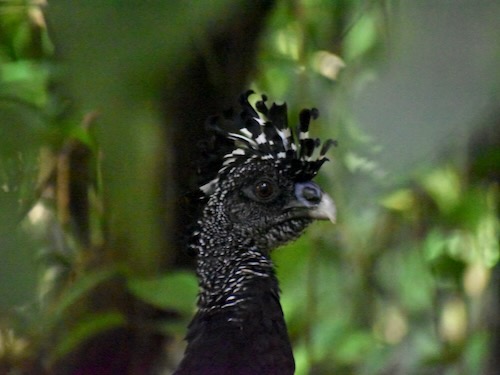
255,180,273,198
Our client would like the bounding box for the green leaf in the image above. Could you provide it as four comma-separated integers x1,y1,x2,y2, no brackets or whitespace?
421,167,461,213
0,61,49,107
380,188,416,212
344,13,378,61
336,330,376,364
127,271,198,315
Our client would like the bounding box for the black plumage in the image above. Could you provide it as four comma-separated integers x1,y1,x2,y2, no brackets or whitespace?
174,91,336,375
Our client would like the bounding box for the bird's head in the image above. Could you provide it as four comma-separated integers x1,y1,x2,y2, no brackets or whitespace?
197,91,336,252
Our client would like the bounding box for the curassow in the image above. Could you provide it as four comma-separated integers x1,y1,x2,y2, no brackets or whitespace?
174,91,336,375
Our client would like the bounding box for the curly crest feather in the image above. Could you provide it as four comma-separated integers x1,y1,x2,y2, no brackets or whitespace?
199,90,337,195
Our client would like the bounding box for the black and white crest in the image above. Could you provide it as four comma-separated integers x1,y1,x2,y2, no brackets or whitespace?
199,90,336,195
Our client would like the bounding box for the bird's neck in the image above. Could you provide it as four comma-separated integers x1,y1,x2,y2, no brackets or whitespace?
194,228,280,317
176,221,295,375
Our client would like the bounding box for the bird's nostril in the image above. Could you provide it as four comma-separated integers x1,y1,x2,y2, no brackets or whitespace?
303,186,322,203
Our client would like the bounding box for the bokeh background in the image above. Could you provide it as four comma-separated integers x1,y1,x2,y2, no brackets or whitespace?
0,1,498,374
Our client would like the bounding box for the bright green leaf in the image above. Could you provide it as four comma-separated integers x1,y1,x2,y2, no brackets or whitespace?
127,271,198,315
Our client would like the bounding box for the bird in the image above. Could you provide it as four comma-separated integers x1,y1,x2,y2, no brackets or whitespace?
174,91,336,375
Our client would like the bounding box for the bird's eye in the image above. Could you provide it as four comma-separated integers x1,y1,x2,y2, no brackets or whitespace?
243,178,279,202
255,180,274,199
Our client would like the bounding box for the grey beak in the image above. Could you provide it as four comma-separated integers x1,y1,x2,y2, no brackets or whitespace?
284,181,336,224
308,192,336,223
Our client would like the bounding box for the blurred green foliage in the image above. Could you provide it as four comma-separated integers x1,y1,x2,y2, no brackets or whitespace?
253,1,499,374
0,2,47,305
0,0,498,374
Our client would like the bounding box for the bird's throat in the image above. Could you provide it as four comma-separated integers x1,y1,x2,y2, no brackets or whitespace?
195,242,280,318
